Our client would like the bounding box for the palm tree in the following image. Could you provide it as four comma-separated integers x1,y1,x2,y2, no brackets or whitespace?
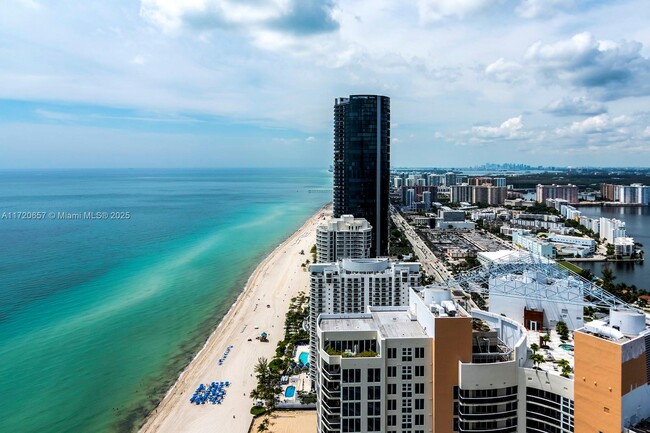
540,334,551,348
557,359,572,377
530,343,539,354
601,267,616,290
530,353,545,370
257,417,271,432
251,357,281,411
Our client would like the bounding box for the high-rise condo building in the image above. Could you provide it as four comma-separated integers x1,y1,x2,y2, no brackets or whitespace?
333,95,390,257
401,186,438,206
309,258,420,380
315,253,650,433
536,184,578,204
600,217,626,242
316,215,372,263
601,183,650,204
450,184,473,204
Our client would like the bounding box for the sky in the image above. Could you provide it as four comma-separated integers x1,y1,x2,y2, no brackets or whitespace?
2,0,650,168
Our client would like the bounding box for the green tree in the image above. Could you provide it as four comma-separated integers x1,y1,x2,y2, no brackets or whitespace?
557,359,573,377
557,359,572,377
579,269,594,281
251,357,282,432
530,343,539,354
250,357,281,410
257,417,271,432
540,334,551,348
601,267,616,291
556,321,570,341
530,353,545,370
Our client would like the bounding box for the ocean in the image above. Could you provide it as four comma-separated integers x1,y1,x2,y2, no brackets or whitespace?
576,206,650,291
0,168,331,433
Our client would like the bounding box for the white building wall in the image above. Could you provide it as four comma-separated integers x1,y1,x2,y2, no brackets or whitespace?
489,276,585,331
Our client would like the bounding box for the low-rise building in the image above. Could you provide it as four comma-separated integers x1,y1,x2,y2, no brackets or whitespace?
614,236,635,257
512,231,556,258
547,234,596,253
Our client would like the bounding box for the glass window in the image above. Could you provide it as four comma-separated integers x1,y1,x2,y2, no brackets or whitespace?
367,368,381,383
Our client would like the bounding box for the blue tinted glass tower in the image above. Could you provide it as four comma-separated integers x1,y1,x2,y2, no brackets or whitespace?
333,95,390,257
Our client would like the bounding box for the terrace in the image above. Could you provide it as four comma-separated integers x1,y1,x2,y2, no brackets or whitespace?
524,327,575,377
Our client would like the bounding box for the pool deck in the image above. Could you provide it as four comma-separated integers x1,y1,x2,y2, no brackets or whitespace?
525,328,574,376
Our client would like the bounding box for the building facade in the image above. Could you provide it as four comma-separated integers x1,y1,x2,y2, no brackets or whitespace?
601,183,650,204
450,185,473,204
401,186,438,207
333,95,390,256
600,217,627,242
309,258,421,380
512,231,556,258
315,274,650,433
536,184,579,204
316,215,372,263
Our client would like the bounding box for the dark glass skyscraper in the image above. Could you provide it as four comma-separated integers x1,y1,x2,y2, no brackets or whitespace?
333,95,390,257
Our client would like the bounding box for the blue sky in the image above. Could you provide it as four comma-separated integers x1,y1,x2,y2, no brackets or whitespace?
2,0,650,168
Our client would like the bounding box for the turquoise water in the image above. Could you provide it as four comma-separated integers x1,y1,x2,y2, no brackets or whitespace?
284,386,296,398
0,169,330,433
299,351,309,365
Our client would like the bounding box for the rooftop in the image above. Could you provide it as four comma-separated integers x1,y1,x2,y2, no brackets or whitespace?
371,310,427,338
319,316,376,333
318,309,429,339
575,309,650,344
525,328,575,376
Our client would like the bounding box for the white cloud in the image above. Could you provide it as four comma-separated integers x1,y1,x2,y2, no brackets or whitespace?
139,0,339,36
21,0,41,9
516,0,577,19
485,58,523,82
131,55,146,65
305,136,316,142
4,0,650,166
543,95,606,116
472,115,525,139
416,0,501,22
553,113,648,149
524,32,650,99
140,0,284,33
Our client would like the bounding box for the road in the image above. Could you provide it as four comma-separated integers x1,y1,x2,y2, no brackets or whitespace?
390,206,452,283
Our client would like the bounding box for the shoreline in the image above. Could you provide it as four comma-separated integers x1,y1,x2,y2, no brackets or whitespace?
138,204,330,433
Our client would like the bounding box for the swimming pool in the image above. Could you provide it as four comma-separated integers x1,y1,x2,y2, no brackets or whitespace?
559,344,574,351
299,351,309,365
285,386,296,398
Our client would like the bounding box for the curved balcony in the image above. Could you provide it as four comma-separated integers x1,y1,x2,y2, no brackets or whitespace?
458,408,518,421
458,423,517,433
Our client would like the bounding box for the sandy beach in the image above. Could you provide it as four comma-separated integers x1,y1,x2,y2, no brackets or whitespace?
251,411,316,433
138,205,329,433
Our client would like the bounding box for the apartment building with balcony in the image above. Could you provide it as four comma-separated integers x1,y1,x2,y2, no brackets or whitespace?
314,253,650,433
316,215,372,263
309,258,421,381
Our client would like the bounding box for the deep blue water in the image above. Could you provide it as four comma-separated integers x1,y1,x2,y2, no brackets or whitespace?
0,168,330,433
577,206,650,291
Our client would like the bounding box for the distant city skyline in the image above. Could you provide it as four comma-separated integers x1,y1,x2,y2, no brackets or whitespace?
2,1,650,168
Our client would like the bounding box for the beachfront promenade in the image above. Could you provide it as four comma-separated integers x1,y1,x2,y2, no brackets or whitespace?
139,206,329,433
